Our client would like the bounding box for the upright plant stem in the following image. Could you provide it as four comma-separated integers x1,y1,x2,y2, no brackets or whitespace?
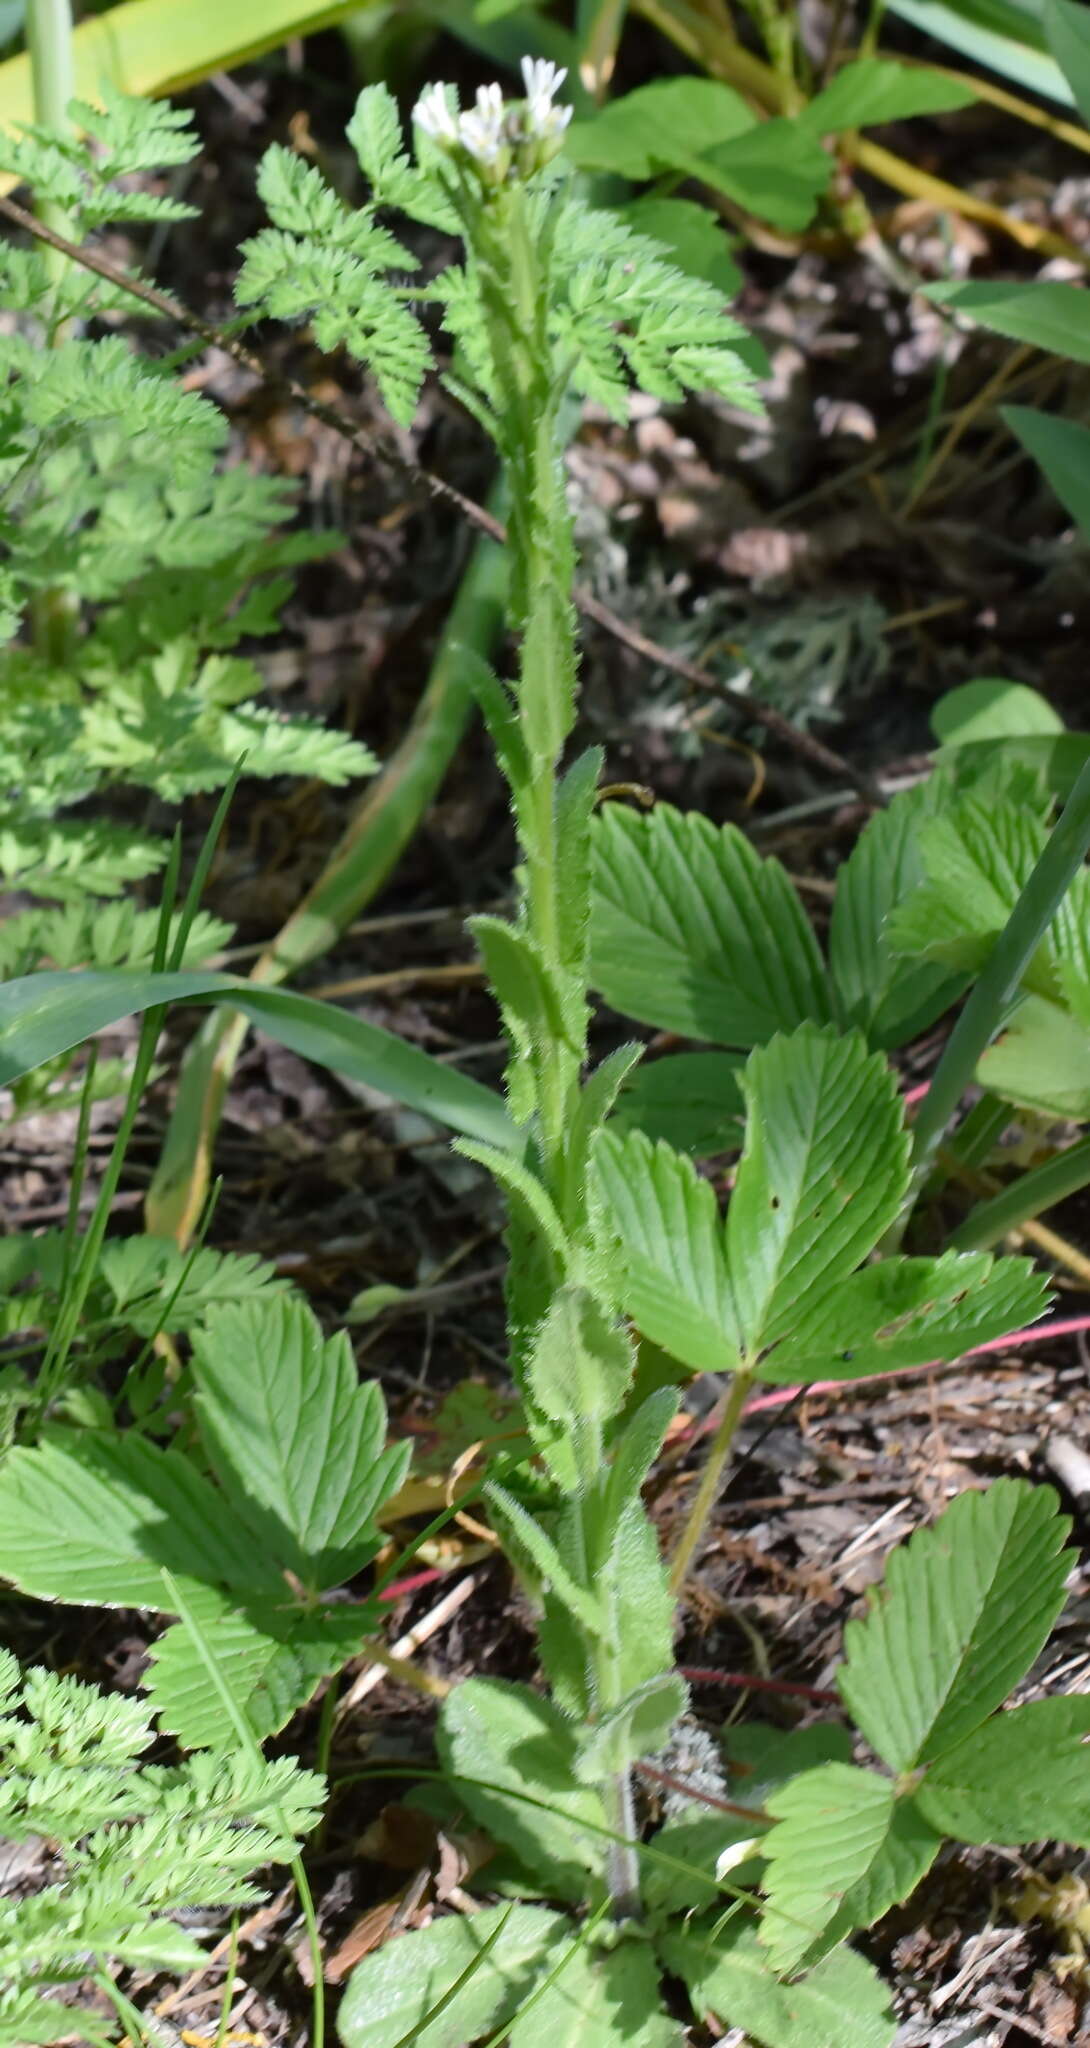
668,1369,756,1597
26,0,78,664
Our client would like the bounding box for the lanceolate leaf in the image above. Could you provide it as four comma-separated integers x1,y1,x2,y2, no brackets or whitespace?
839,1480,1072,1774
725,1027,908,1363
761,1765,941,1971
590,1128,739,1374
828,783,963,1047
1003,406,1090,542
915,1694,1090,1844
0,970,514,1151
337,1902,567,2048
926,279,1090,364
658,1913,896,2048
757,1248,1049,1383
436,1679,609,1900
192,1296,409,1591
590,804,831,1046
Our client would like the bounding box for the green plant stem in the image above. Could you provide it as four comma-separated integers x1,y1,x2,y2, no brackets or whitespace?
668,1369,756,1597
952,1134,1090,1252
26,0,79,663
909,756,1090,1188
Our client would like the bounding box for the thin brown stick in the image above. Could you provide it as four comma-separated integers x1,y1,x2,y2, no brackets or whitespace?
1,191,882,804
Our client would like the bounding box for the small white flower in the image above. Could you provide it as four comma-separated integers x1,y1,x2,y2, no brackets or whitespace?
520,56,567,120
413,81,458,145
456,81,508,166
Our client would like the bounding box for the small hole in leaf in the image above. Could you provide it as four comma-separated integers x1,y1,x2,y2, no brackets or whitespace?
770,1195,780,1211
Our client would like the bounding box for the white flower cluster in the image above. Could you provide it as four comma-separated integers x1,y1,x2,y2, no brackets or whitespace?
414,58,572,184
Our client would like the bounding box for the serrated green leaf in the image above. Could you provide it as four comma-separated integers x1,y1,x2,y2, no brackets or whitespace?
436,1679,609,1899
839,1479,1072,1773
509,1931,681,2048
0,1430,281,1610
828,783,963,1048
757,1247,1049,1383
338,1901,567,2048
1003,405,1090,542
888,795,1056,986
658,1913,896,2048
590,1128,739,1374
726,1028,908,1364
761,1765,941,1970
590,804,831,1046
977,991,1090,1117
915,1694,1090,1844
147,1591,373,1749
192,1296,409,1591
608,1051,745,1156
803,57,976,132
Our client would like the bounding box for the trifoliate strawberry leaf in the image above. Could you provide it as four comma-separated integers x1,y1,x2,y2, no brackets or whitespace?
590,804,831,1045
146,1585,375,1749
828,782,964,1048
725,1027,908,1364
0,1430,283,1610
888,795,1058,990
760,1765,942,1971
607,1050,745,1156
192,1296,409,1592
756,1247,1049,1382
590,1127,739,1374
658,1913,896,2048
839,1479,1072,1774
915,1694,1090,1845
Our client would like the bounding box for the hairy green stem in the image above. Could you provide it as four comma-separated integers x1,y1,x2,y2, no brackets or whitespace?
669,1369,756,1596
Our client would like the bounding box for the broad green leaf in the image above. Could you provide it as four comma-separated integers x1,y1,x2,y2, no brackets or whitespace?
942,731,1090,802
757,1247,1049,1383
509,1936,681,2048
839,1479,1072,1773
590,804,831,1046
1045,0,1090,122
146,1586,372,1748
618,196,742,297
564,77,755,178
977,991,1090,1117
1003,405,1090,542
926,279,1090,364
337,1901,567,2048
590,1128,739,1374
726,1028,908,1363
803,58,977,132
888,795,1061,991
436,1679,609,1900
0,1430,282,1610
828,783,963,1048
699,121,833,231
0,970,514,1151
931,677,1065,745
192,1296,410,1591
574,1672,688,1781
915,1694,1090,1844
885,0,1072,105
609,1051,745,1156
658,1913,896,2048
761,1765,941,1970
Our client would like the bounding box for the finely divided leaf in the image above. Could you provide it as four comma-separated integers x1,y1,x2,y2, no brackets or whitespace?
839,1480,1072,1773
726,1027,908,1363
761,1765,941,1971
658,1913,896,2048
916,1693,1090,1845
590,804,831,1045
590,1128,739,1374
338,1902,566,2048
192,1297,410,1590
